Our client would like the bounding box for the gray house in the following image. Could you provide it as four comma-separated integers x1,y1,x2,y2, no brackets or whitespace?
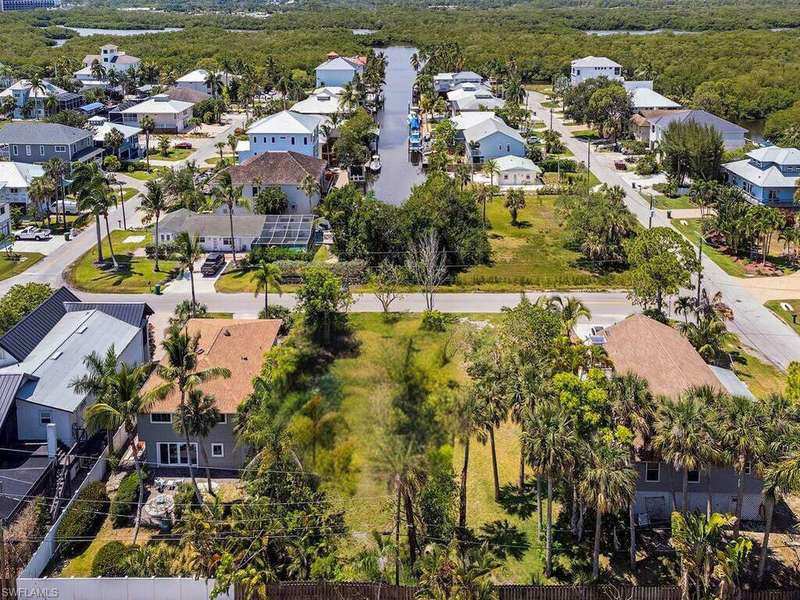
0,123,103,165
600,314,764,523
0,287,153,446
139,318,281,471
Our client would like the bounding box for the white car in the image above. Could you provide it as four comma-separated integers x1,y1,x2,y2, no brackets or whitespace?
15,226,52,241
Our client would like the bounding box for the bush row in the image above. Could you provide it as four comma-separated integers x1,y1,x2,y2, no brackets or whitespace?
57,481,108,557
110,470,149,527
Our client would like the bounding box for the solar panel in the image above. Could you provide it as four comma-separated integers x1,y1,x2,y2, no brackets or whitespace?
254,214,315,247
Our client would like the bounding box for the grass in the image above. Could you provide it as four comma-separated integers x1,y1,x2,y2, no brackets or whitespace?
542,169,600,188
206,311,234,318
0,252,44,280
524,83,553,95
571,129,599,140
205,155,235,166
540,100,560,109
146,148,192,162
455,194,631,290
67,229,177,293
332,313,544,582
723,336,786,399
125,167,167,181
650,193,694,210
766,299,800,335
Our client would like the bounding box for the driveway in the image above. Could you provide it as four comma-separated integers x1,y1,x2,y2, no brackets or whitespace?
12,235,67,256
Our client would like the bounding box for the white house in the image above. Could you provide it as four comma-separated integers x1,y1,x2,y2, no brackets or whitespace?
624,81,681,111
450,87,505,113
291,87,346,117
315,53,364,88
120,94,195,133
434,71,484,94
174,69,236,96
0,80,72,119
570,56,623,86
74,44,141,87
642,109,747,150
0,161,44,207
463,118,526,164
237,110,322,162
494,155,542,186
91,120,143,160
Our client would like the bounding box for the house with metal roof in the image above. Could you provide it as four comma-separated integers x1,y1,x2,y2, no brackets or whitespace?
636,108,747,150
174,69,236,96
74,44,141,88
570,56,623,86
291,87,347,117
0,161,44,207
624,81,682,111
90,118,143,160
315,53,364,88
451,90,506,114
120,94,195,133
238,110,322,162
0,123,102,165
723,146,800,206
494,155,542,186
433,71,484,94
0,287,152,446
0,79,81,119
463,118,526,164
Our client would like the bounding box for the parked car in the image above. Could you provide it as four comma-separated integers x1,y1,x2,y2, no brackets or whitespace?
200,253,226,276
614,160,628,171
174,141,193,150
15,226,52,241
50,200,79,215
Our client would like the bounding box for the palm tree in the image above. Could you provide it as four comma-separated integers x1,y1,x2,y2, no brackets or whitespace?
453,388,483,538
504,188,526,225
252,260,282,316
43,158,67,227
72,162,113,265
27,176,54,227
157,135,171,157
84,364,152,543
141,115,155,169
173,231,203,313
214,142,225,162
204,71,223,99
212,171,249,265
671,512,732,600
174,388,220,497
553,295,592,336
140,180,169,272
227,133,238,157
104,128,125,160
298,174,320,202
70,346,119,448
523,400,579,576
580,439,637,580
475,184,491,225
146,329,231,503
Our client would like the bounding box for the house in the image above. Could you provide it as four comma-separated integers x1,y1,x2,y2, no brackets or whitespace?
228,151,328,214
570,56,623,86
0,161,44,207
0,0,60,11
139,318,280,471
598,314,763,522
0,287,152,446
624,81,681,112
723,146,800,206
156,209,315,253
634,109,747,150
451,111,497,142
161,85,211,105
74,44,141,87
0,196,10,235
120,94,195,133
0,80,80,119
90,118,142,160
0,123,103,165
451,91,505,114
174,69,236,96
434,71,484,94
315,53,364,88
494,155,542,186
237,110,322,162
291,87,346,117
463,118,526,164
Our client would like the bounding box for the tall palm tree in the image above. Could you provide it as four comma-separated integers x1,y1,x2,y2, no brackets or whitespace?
141,115,155,169
140,180,169,272
27,176,54,227
553,295,592,336
453,388,483,538
671,512,732,600
174,388,220,497
472,353,507,501
204,71,223,98
173,231,203,313
69,346,119,448
252,260,282,316
523,400,579,576
146,329,231,503
212,171,249,265
73,162,114,266
84,364,152,543
214,142,226,162
579,439,637,580
43,158,67,227
298,174,320,202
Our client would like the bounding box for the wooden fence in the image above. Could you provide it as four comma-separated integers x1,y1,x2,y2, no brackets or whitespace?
238,583,800,600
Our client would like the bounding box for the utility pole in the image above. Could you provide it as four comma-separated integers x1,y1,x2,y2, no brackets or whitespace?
118,182,127,231
648,193,654,229
586,139,591,195
394,475,401,586
696,235,704,306
549,108,553,131
0,518,6,599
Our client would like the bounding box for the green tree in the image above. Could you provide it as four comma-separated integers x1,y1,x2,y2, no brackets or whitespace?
104,127,125,160
295,267,352,347
0,283,53,334
254,187,288,215
212,171,249,265
70,346,120,448
157,135,171,157
660,120,724,185
173,231,203,313
73,163,116,268
587,83,632,141
174,388,221,498
252,260,282,315
503,188,526,225
141,115,155,169
140,180,169,272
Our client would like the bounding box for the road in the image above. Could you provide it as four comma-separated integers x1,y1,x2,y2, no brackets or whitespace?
526,91,800,369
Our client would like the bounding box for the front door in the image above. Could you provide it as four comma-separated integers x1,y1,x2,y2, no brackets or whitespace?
645,496,668,522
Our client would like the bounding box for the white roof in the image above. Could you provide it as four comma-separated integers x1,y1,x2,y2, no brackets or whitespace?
92,122,142,143
291,90,345,115
0,162,44,190
624,80,653,91
235,140,250,153
723,158,800,188
572,56,622,68
121,95,194,115
630,87,681,110
0,80,65,99
464,119,524,145
748,146,800,165
447,83,493,102
176,69,235,84
433,73,454,81
454,95,506,112
312,86,345,96
316,56,362,72
247,110,321,135
495,155,541,173
452,112,499,131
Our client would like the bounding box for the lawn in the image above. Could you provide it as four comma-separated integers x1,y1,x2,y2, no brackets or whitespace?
205,156,235,166
542,169,600,188
215,246,329,293
524,83,553,95
0,252,45,281
67,229,177,293
571,129,599,140
455,194,631,290
766,299,800,335
540,100,560,109
146,148,192,162
332,313,544,582
125,167,167,181
650,193,694,210
723,335,786,399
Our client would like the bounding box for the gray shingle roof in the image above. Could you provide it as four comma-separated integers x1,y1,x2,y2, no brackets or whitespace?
0,445,52,521
0,287,79,361
63,302,153,327
0,123,92,146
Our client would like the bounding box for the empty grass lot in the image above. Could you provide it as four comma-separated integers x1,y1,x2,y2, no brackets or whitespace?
146,148,192,162
765,299,800,335
0,252,44,281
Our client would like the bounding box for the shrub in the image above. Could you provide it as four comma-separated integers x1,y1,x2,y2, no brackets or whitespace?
110,470,148,527
258,305,294,335
634,153,659,176
172,482,200,520
145,241,176,260
421,309,449,332
91,541,130,577
57,481,108,557
273,259,368,284
245,246,312,266
538,158,577,173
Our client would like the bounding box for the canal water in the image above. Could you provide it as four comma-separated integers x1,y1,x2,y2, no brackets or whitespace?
370,46,426,206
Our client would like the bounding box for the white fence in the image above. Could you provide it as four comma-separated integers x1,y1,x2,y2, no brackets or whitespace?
16,577,234,600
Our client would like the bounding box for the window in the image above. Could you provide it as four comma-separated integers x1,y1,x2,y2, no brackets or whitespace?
40,411,52,425
39,145,44,156
157,442,198,466
271,137,275,143
211,443,224,458
291,137,295,145
687,470,700,483
252,186,259,196
11,145,17,156
25,145,31,156
768,190,778,200
645,462,660,482
303,136,308,145
54,145,66,153
744,461,752,475
223,238,232,246
217,414,227,424
150,413,172,424
198,237,205,243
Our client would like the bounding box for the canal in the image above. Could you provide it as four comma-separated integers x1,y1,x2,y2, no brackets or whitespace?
370,46,427,206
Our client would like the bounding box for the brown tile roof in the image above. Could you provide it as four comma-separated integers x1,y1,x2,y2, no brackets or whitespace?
142,319,280,414
228,151,327,187
603,314,722,398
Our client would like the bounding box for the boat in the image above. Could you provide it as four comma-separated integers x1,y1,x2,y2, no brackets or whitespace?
409,131,422,152
369,154,382,172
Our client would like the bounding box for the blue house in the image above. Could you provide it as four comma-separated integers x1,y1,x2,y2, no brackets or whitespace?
237,110,322,162
723,146,800,206
463,118,526,164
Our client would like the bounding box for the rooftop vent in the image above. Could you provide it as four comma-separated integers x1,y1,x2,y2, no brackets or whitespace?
77,325,88,334
50,351,63,360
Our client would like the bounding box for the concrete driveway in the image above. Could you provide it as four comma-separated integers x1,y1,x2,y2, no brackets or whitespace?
12,235,68,256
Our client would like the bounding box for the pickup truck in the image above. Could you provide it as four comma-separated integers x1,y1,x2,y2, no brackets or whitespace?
200,253,226,276
174,141,193,150
15,226,52,241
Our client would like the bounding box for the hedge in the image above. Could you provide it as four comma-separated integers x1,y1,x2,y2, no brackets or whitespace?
57,481,108,557
538,158,578,173
110,470,148,527
91,541,130,577
274,259,368,284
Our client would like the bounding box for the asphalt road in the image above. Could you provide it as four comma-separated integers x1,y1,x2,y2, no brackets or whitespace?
526,91,800,369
